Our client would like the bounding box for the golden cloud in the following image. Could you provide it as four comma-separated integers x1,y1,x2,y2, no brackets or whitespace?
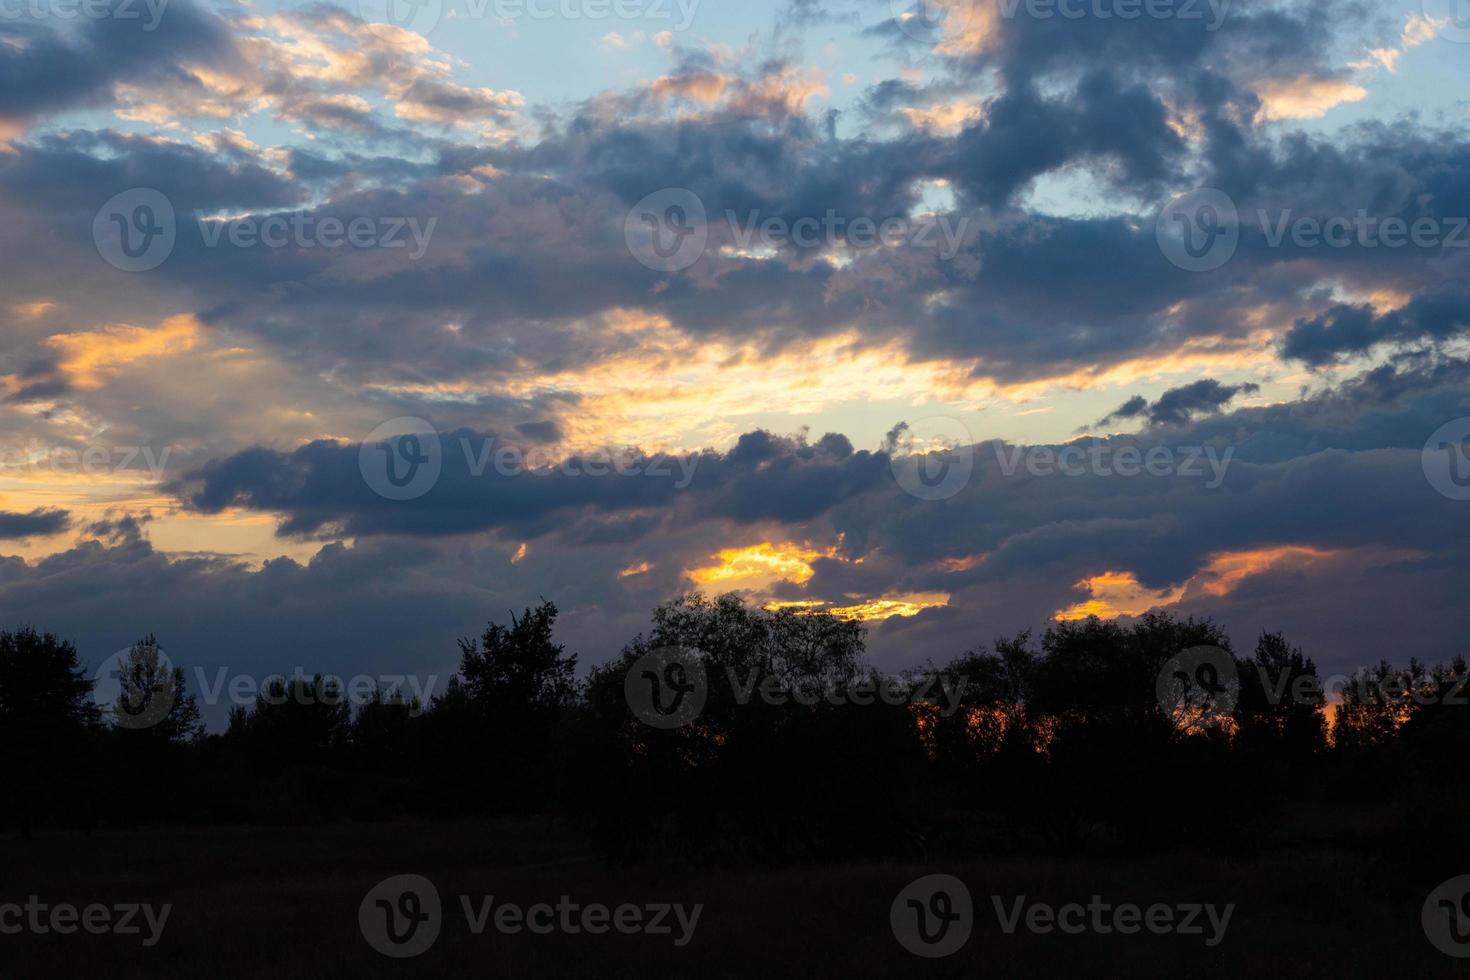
46,314,202,390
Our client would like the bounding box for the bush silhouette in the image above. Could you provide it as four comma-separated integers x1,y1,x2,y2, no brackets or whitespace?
3,596,1468,868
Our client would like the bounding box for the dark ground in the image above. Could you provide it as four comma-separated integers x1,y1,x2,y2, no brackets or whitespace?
0,808,1460,978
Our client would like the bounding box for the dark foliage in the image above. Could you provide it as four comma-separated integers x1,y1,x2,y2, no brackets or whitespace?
2,597,1467,869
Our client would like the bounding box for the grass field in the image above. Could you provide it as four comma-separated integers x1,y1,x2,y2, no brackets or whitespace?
0,812,1461,978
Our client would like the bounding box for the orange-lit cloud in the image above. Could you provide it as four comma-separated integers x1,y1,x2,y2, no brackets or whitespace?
901,0,1001,58
1188,545,1340,597
1252,76,1368,121
368,307,1284,454
1056,571,1185,621
687,540,947,622
112,9,524,138
899,101,984,135
1055,545,1429,620
767,592,950,622
935,553,987,573
686,542,836,591
647,65,828,120
46,314,202,390
618,561,653,578
10,300,57,320
465,315,993,451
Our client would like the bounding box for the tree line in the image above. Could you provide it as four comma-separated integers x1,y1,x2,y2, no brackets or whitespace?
2,594,1466,869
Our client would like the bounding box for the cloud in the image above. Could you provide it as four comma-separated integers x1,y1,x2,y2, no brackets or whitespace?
0,0,239,133
1251,75,1367,121
1094,379,1261,430
0,508,70,539
45,315,201,390
1281,290,1470,366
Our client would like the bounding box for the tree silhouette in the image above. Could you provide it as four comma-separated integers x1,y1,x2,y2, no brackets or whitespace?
422,601,579,816
458,601,578,712
1236,632,1326,759
110,635,204,743
0,627,101,836
223,676,352,823
564,593,921,864
4,596,1468,865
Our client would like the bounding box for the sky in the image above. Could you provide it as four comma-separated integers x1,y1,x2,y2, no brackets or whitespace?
1,0,1469,712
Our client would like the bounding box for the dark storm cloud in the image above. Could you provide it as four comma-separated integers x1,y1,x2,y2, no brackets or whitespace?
0,508,70,538
170,428,890,539
941,70,1186,206
1281,289,1470,366
0,0,238,129
1,129,302,214
1095,379,1261,429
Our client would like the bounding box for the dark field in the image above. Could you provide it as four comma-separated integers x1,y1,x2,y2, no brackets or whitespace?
1,808,1460,979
